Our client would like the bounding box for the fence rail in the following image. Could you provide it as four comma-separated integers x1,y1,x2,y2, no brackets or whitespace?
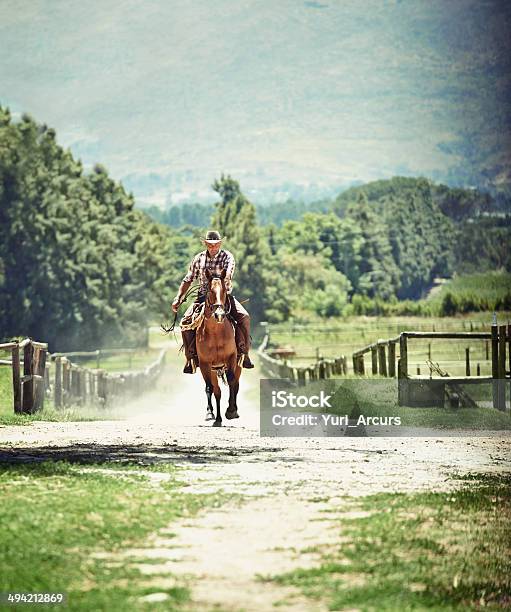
0,339,48,413
350,326,509,411
257,322,510,411
0,339,166,414
258,333,347,384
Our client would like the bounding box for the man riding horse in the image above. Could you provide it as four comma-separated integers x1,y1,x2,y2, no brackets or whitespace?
172,230,254,373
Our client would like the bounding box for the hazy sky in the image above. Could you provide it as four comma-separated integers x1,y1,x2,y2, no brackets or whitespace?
1,0,510,201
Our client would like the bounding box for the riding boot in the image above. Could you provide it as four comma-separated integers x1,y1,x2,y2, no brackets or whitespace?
234,315,254,369
242,354,255,369
181,329,198,374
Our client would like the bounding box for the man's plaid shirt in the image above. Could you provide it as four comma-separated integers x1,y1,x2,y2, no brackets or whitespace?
182,249,235,295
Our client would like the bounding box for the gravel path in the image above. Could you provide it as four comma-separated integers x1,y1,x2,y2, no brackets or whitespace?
1,359,510,611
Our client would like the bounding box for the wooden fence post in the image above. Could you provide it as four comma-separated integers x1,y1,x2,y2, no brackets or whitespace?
498,324,506,411
97,371,106,405
62,358,70,407
508,322,511,412
34,348,47,411
70,367,78,404
317,362,324,379
377,341,387,377
398,333,409,406
12,344,22,414
44,359,50,396
371,346,378,375
90,371,97,402
79,369,86,404
491,324,499,410
54,357,62,408
22,340,35,414
465,347,471,377
298,369,306,386
399,334,408,378
388,342,396,378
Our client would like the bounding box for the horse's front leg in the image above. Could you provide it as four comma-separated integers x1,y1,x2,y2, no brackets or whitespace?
199,363,216,422
225,366,240,420
213,383,222,427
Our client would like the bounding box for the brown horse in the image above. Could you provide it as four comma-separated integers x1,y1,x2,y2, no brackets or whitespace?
197,269,242,426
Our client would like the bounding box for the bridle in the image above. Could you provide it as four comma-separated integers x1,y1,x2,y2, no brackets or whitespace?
205,276,231,322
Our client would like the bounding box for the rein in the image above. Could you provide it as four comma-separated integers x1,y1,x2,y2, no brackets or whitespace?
160,284,199,334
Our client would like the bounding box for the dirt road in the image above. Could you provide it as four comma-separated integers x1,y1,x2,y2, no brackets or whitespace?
1,360,510,611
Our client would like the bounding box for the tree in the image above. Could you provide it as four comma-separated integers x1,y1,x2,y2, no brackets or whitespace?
345,194,400,300
0,107,197,349
211,175,267,322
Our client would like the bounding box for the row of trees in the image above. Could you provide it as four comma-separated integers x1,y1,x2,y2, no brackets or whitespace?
143,196,331,228
1,110,509,350
0,108,197,350
204,175,510,321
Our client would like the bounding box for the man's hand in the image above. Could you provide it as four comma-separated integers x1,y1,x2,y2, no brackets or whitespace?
172,280,192,312
171,297,181,313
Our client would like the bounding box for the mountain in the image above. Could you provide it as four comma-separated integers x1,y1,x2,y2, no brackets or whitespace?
1,0,510,205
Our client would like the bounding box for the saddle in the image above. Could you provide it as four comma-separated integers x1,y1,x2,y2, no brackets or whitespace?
181,296,237,333
180,302,205,331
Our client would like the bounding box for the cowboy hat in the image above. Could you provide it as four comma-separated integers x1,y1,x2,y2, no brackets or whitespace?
201,230,223,244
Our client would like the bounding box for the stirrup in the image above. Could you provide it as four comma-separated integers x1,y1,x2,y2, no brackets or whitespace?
183,358,197,374
243,354,254,369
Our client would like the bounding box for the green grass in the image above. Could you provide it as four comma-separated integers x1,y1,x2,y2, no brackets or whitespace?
76,348,162,373
266,312,509,377
328,379,511,430
0,363,12,416
0,405,123,426
431,272,511,312
0,461,239,611
264,473,511,610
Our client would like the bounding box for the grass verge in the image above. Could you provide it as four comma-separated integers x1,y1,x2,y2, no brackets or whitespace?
0,460,239,611
329,379,511,430
264,473,511,610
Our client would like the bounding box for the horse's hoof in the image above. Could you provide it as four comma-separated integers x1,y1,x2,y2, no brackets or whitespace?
225,410,239,420
213,420,222,427
205,411,215,421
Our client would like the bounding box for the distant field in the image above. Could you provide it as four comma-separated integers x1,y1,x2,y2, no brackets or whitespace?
266,312,509,377
431,271,511,309
74,348,162,373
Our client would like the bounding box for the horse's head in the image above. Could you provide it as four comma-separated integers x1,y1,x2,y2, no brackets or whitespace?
205,269,227,323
